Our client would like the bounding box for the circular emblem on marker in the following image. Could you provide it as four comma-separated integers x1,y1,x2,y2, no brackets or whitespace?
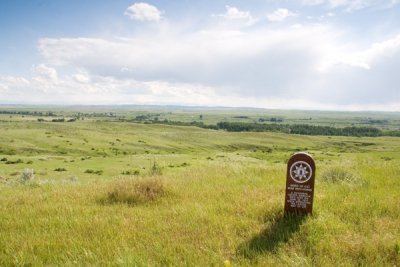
290,161,312,183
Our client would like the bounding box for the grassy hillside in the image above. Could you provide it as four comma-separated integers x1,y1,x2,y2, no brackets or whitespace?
0,116,399,266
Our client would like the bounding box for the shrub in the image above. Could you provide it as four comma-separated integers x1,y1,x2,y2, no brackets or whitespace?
5,159,23,164
19,169,35,182
54,168,67,172
150,162,162,175
85,169,103,175
107,177,166,205
0,157,7,162
121,170,140,175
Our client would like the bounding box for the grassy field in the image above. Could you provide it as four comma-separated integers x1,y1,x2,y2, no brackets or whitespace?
1,112,400,266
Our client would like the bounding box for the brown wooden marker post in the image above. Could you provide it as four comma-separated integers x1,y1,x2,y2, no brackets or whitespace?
284,152,316,216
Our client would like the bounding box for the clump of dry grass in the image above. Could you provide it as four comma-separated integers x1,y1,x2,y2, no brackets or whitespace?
321,166,365,185
19,169,35,183
0,176,9,184
106,176,166,205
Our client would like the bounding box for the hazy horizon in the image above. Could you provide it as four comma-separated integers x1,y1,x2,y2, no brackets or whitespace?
1,1,400,111
2,103,400,114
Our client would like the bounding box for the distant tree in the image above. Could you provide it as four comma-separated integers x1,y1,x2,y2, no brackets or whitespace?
215,121,383,137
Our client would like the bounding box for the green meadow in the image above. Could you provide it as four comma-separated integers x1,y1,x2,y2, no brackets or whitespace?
0,110,400,266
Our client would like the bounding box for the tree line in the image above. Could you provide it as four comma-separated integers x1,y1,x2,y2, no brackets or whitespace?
215,122,387,137
0,110,56,116
142,119,400,137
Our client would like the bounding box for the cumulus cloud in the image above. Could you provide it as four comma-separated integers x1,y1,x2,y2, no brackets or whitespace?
320,34,400,70
125,2,162,22
214,6,257,26
37,26,330,97
267,8,296,22
26,24,397,109
220,6,251,20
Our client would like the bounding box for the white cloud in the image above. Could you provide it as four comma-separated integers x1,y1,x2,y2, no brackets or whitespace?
37,26,331,95
0,84,7,93
0,76,30,86
74,69,91,84
1,69,399,110
33,64,58,81
0,68,224,106
330,0,373,10
31,23,400,109
320,34,400,70
29,64,60,92
219,6,251,20
125,2,162,22
1,61,400,110
302,0,324,5
302,0,399,11
267,8,296,22
215,6,256,26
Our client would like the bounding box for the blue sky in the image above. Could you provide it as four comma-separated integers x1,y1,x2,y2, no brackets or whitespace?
1,0,400,110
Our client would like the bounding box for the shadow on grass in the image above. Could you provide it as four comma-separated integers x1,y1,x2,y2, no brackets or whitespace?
237,212,306,259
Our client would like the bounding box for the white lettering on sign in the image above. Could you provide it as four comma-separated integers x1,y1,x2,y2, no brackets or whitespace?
287,192,311,208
